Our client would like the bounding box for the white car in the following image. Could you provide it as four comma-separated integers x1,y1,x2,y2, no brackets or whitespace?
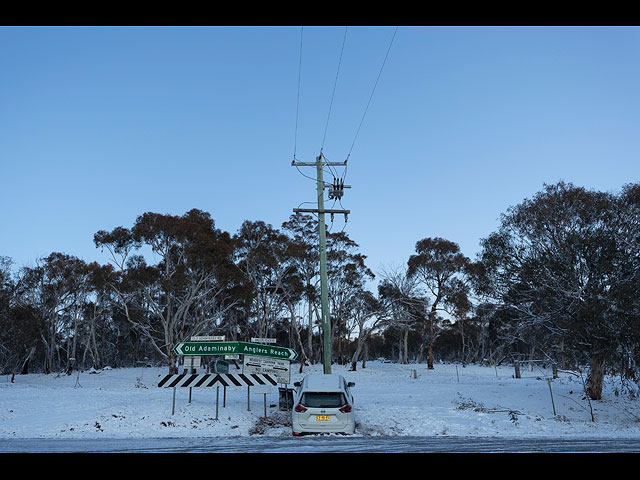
291,373,356,436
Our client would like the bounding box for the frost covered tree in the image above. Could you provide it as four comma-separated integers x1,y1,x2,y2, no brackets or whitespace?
473,182,640,400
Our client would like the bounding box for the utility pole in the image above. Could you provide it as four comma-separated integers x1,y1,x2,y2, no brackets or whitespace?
292,153,349,375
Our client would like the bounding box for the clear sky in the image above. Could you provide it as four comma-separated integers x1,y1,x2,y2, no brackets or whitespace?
1,26,639,282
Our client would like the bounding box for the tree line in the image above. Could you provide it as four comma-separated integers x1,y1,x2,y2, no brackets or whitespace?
1,181,639,400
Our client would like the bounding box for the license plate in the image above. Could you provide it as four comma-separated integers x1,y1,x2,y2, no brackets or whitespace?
316,415,331,421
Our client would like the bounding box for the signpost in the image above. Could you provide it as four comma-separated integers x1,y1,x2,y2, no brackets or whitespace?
173,341,298,361
243,355,291,384
168,338,297,418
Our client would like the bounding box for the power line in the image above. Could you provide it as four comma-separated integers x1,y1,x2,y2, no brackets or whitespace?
292,26,304,162
291,27,404,375
320,26,348,155
345,26,399,162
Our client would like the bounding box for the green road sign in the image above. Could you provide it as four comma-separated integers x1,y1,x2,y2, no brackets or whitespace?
173,341,298,361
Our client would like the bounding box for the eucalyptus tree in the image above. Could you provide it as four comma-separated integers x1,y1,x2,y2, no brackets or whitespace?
278,266,308,371
18,253,89,374
473,182,640,399
95,209,237,373
612,183,640,382
347,289,382,371
233,220,297,339
407,238,471,369
79,262,119,369
0,257,13,371
326,231,374,364
0,256,38,374
282,213,319,362
447,278,473,367
377,264,424,364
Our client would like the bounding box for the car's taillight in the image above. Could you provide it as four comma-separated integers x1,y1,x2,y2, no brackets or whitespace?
339,404,352,413
294,404,307,412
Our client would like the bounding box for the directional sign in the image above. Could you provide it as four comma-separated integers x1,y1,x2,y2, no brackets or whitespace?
243,355,291,384
191,335,225,341
173,341,298,361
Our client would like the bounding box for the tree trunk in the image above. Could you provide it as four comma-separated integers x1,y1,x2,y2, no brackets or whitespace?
350,357,358,371
290,307,307,374
307,294,314,364
361,343,368,369
19,346,36,375
350,329,367,371
586,353,605,400
459,319,466,367
427,314,434,369
417,336,427,364
402,327,409,364
528,343,536,371
168,350,178,374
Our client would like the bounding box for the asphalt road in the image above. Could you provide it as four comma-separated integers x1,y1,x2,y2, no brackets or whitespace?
2,436,640,453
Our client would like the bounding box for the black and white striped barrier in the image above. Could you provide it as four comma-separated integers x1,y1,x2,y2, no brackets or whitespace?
158,373,277,388
159,373,278,417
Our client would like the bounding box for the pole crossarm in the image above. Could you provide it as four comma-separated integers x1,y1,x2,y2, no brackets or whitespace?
293,208,350,215
292,161,347,167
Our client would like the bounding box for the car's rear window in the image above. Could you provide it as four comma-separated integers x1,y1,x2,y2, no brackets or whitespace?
301,392,346,408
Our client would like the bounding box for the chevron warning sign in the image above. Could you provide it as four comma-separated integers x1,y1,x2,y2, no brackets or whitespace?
158,373,277,388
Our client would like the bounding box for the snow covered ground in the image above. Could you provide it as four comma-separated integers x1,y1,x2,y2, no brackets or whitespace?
2,361,640,439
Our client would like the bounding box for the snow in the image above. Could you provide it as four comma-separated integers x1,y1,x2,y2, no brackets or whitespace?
299,373,347,391
2,361,640,439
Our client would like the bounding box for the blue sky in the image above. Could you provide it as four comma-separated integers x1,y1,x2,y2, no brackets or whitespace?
1,26,639,282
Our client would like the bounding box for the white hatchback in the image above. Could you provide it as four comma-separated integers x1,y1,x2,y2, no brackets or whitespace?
291,373,355,436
